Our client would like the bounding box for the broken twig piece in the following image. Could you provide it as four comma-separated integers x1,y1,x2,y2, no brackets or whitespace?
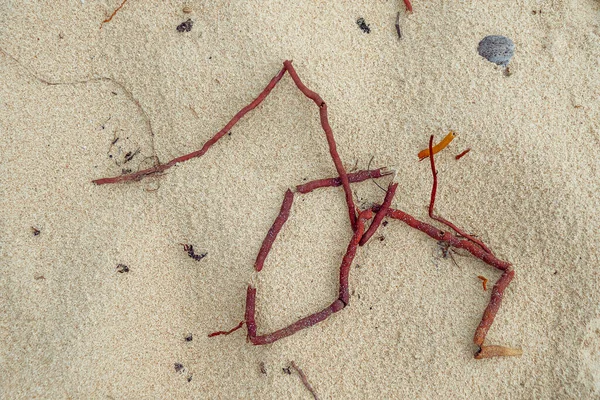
290,361,319,400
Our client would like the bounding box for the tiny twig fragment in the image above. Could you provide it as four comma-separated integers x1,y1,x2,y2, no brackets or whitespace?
100,0,129,29
455,148,471,160
395,12,402,39
290,361,319,400
477,275,488,291
181,244,207,261
475,345,523,359
207,321,244,337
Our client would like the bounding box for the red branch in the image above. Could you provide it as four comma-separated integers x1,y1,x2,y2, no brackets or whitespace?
207,320,244,337
455,148,471,160
359,179,398,246
427,135,493,254
254,189,294,272
295,168,391,194
283,61,356,230
92,65,288,185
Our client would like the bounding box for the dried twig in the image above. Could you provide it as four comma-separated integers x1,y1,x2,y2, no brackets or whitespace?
290,361,319,400
100,0,130,29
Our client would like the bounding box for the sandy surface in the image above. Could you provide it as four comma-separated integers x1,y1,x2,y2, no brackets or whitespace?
1,1,600,398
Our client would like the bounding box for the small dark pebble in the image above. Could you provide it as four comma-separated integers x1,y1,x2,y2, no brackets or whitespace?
187,375,193,382
477,35,515,67
185,334,193,342
174,363,184,373
282,366,291,375
177,19,194,32
31,227,41,236
356,18,371,34
116,264,129,273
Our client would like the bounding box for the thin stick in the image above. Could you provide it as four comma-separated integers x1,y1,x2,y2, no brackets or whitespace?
290,361,319,400
473,269,514,346
283,61,357,230
255,189,294,272
100,0,129,29
381,207,510,271
339,210,372,305
207,321,244,337
367,155,388,193
395,12,402,39
93,65,288,185
295,168,392,194
455,148,471,160
427,135,493,254
359,179,398,246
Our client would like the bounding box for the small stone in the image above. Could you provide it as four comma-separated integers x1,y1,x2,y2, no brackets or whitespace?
477,35,515,67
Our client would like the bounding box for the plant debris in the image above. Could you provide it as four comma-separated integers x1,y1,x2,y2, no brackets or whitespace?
181,244,207,261
177,19,194,32
356,18,371,34
116,264,129,273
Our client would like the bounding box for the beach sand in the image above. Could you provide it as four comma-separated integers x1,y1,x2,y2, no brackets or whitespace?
1,1,599,398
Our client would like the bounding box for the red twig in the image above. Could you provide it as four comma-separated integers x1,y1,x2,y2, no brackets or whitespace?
207,320,244,337
427,135,493,254
255,189,294,272
290,361,319,400
380,207,510,270
92,65,288,185
359,178,398,246
339,210,372,305
403,0,413,13
100,0,129,29
455,148,471,160
283,61,357,230
295,168,392,194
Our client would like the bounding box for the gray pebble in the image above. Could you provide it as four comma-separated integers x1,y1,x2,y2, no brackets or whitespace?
478,35,515,67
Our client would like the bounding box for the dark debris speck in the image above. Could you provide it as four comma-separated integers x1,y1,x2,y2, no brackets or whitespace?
116,264,129,273
177,19,194,32
356,18,371,34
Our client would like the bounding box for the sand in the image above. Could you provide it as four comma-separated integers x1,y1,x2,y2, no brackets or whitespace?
1,1,599,398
